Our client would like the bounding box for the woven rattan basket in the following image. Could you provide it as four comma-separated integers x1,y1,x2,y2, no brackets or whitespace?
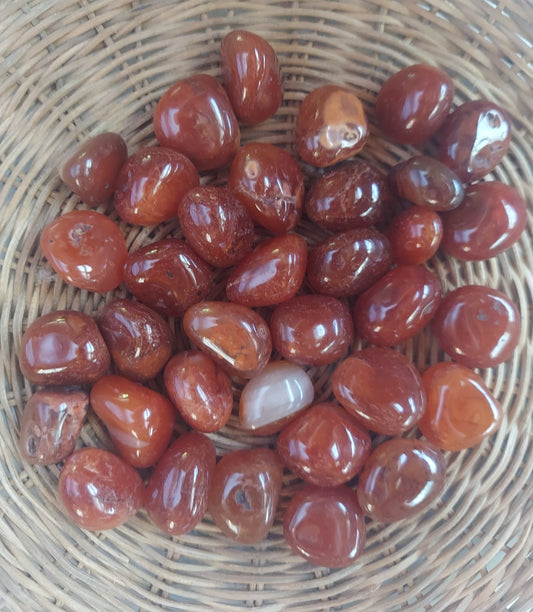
2,1,533,610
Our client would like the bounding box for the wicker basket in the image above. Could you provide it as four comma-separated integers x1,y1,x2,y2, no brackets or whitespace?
2,1,533,610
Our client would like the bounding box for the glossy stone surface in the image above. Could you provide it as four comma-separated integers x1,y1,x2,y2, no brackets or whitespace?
40,210,128,293
386,206,443,265
431,285,520,368
332,347,426,435
153,74,240,170
183,301,271,379
124,238,213,317
390,155,464,211
60,132,127,206
59,447,144,530
177,186,254,268
114,146,199,225
375,64,454,144
441,182,527,261
98,299,173,383
220,30,283,124
228,142,304,234
164,351,233,432
239,361,314,434
304,160,391,231
418,362,503,451
277,403,371,486
357,438,446,523
270,294,353,366
353,265,442,346
20,310,110,386
208,448,283,544
145,432,216,535
90,375,175,468
307,228,392,298
438,100,512,182
19,389,88,465
225,234,307,307
283,484,366,567
295,85,368,167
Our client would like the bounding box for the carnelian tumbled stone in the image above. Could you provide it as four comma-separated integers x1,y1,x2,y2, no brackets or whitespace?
145,432,216,536
353,265,442,346
441,182,527,261
19,389,89,465
164,351,233,433
20,310,110,386
283,484,366,568
304,160,390,231
90,375,175,468
208,448,283,544
431,285,520,369
220,30,283,125
386,206,443,265
114,146,199,226
59,447,144,530
40,210,128,293
332,347,425,435
277,403,371,486
240,361,314,434
418,362,502,451
98,299,173,383
60,132,127,206
177,186,254,268
357,438,446,523
270,294,353,366
153,74,240,171
124,238,213,318
438,100,511,182
225,234,307,307
307,228,392,298
295,85,368,167
228,142,304,234
183,301,271,379
375,64,454,145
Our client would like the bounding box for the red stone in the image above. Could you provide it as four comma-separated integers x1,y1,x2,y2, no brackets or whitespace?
332,347,425,435
357,438,446,522
19,389,88,465
283,484,366,567
220,30,283,124
40,210,128,293
225,233,307,307
59,447,144,530
431,285,520,368
441,182,527,261
98,299,173,383
277,403,371,486
208,448,283,544
90,375,175,468
353,265,442,346
228,142,304,234
270,294,353,366
60,132,127,206
19,310,110,386
145,432,216,535
177,186,254,268
295,85,368,167
114,146,198,225
386,206,443,265
164,351,233,433
418,362,502,451
153,74,240,170
375,64,454,144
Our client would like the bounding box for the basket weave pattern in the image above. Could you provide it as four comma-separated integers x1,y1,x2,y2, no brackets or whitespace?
1,1,533,610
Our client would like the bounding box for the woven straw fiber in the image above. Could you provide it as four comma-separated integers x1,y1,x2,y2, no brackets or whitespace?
1,0,533,610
